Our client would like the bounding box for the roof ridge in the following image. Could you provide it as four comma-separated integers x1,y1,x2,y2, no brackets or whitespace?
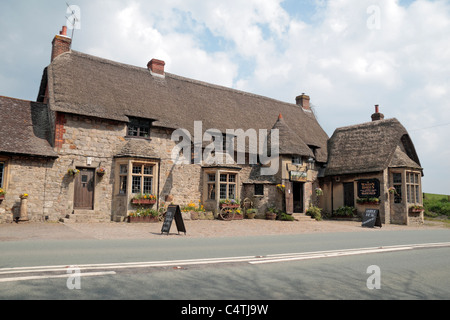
335,118,399,132
65,50,301,110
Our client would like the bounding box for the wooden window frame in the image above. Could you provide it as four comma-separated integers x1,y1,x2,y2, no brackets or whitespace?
406,171,421,204
126,117,152,139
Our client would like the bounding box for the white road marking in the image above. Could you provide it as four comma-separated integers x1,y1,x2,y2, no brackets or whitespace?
1,242,449,282
0,271,116,283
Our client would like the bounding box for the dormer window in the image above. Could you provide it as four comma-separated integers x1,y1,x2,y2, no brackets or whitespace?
127,117,151,138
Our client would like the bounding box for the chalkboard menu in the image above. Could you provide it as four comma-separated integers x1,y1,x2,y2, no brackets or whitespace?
362,209,382,228
357,179,380,198
161,205,186,235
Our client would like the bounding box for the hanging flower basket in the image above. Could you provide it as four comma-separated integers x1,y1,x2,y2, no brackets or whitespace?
67,169,80,176
96,168,106,177
0,188,5,203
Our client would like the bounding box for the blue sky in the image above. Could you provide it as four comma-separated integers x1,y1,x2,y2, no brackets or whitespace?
0,0,449,194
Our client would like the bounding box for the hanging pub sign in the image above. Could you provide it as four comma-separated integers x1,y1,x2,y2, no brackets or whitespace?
290,170,307,182
357,179,380,198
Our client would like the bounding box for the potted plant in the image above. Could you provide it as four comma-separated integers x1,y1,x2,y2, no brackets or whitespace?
96,167,106,177
20,193,29,200
388,187,396,194
0,188,5,203
265,206,278,220
128,208,160,223
276,184,285,193
246,208,257,219
332,206,357,219
131,193,157,205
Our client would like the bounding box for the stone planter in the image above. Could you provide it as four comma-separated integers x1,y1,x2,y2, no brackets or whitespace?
190,211,199,220
131,199,156,205
266,212,277,220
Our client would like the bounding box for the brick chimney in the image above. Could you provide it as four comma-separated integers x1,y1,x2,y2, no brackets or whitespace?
296,93,310,111
371,105,385,121
147,59,165,77
51,26,72,62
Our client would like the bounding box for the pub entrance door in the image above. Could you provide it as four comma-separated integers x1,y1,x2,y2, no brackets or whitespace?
293,182,304,213
74,168,95,210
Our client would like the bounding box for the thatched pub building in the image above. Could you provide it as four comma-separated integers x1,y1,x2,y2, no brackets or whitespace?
0,28,423,225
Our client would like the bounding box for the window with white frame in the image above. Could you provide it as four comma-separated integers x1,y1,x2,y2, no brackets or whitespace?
131,163,154,194
406,171,421,203
220,173,237,199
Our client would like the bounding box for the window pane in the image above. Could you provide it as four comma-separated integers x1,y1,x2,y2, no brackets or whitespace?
208,174,216,182
128,126,138,136
220,184,227,199
228,184,236,199
407,185,411,203
208,183,216,200
220,174,227,182
254,184,264,196
119,176,127,194
394,185,402,203
120,164,128,174
393,173,402,184
0,162,4,188
415,186,420,203
132,176,141,193
132,165,141,174
144,165,153,175
228,174,236,183
143,177,153,194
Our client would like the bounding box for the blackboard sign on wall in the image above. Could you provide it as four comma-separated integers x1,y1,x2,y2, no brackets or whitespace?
362,209,382,228
357,179,380,198
161,205,186,235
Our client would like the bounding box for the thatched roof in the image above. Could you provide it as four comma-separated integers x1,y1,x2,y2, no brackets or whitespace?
114,139,160,159
42,51,328,162
269,114,314,157
325,118,421,176
0,96,57,158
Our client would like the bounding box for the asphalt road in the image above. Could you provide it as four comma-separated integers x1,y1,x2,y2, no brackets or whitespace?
0,229,449,301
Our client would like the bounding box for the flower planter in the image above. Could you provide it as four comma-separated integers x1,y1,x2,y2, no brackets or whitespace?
131,199,156,205
409,209,424,216
0,195,4,204
128,216,159,223
220,204,240,209
232,214,244,220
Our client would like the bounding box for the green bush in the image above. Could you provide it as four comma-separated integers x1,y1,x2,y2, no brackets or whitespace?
306,206,322,221
424,197,450,217
333,206,356,217
278,212,295,221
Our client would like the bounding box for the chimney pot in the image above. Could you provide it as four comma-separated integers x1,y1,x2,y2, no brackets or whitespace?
371,105,385,121
148,59,165,76
60,26,68,36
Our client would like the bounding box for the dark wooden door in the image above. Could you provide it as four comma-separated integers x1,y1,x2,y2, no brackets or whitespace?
343,182,355,207
293,182,304,213
74,168,95,210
